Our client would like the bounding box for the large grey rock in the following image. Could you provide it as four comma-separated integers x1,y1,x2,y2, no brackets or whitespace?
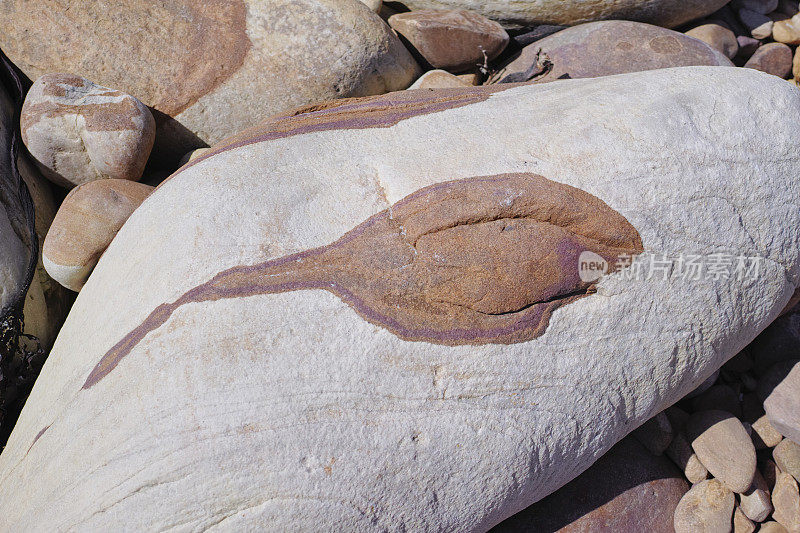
399,0,730,29
1,67,800,530
490,21,733,84
0,0,421,165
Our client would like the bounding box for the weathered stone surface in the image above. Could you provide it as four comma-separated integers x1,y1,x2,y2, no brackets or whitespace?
773,473,800,532
490,21,733,84
686,23,739,59
674,479,735,533
494,437,688,532
398,0,731,29
409,70,471,89
43,180,153,293
21,74,154,189
744,43,794,78
0,0,421,165
764,361,800,444
774,439,800,481
687,410,758,493
388,10,509,72
2,68,800,530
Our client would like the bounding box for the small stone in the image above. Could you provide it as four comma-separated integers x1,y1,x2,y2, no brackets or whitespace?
734,506,756,533
455,72,481,85
358,0,381,12
20,73,155,189
666,432,710,483
761,522,791,533
773,472,800,532
692,384,743,417
744,42,793,77
388,10,509,72
773,14,800,43
764,360,800,444
774,439,800,481
674,479,735,533
687,410,757,493
686,23,739,59
43,179,154,292
753,415,786,449
736,36,762,62
740,470,773,522
741,373,759,392
739,8,775,38
408,70,471,90
733,0,780,13
178,148,210,167
632,410,674,455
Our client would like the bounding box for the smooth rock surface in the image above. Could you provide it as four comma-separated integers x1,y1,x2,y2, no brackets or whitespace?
773,15,800,43
762,522,791,533
734,507,756,533
43,180,154,292
753,415,786,449
0,0,421,165
686,23,739,59
687,410,758,493
409,70,472,89
388,10,509,72
744,43,794,78
740,470,773,523
490,21,733,84
773,473,800,532
774,439,800,480
493,437,688,532
764,361,800,444
674,479,735,533
398,0,731,29
21,74,155,189
2,68,800,530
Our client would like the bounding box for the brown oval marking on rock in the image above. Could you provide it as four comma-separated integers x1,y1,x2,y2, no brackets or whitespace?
1,0,250,116
171,84,518,181
83,173,643,389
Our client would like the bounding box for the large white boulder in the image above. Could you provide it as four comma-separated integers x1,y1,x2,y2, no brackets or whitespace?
1,67,799,531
